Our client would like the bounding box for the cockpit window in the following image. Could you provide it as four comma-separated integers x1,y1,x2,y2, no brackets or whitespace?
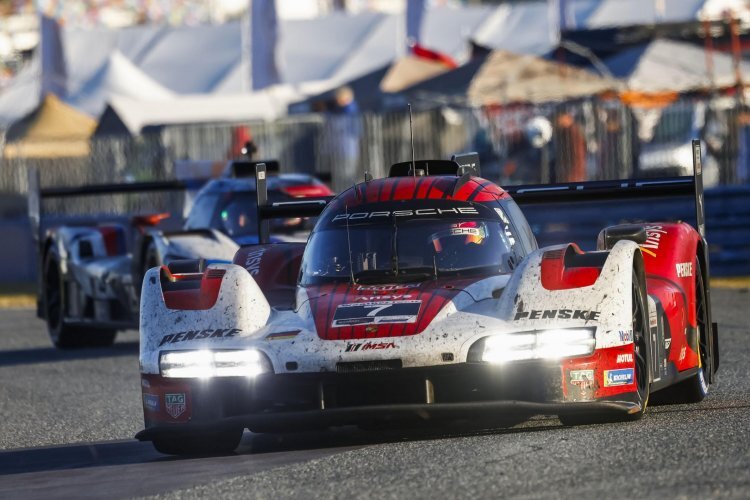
300,215,523,285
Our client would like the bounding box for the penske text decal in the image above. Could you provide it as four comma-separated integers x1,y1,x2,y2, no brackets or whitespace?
331,301,422,327
159,328,242,346
514,309,600,321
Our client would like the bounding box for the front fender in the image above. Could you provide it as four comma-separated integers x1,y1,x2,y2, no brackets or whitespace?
498,240,641,349
139,263,271,374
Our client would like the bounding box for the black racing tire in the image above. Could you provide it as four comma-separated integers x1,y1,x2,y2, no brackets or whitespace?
151,429,243,456
560,267,650,425
43,249,116,349
651,259,710,405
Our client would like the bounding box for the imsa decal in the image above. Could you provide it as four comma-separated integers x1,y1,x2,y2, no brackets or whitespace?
332,301,421,327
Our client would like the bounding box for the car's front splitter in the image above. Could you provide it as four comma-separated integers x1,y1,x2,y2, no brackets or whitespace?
135,398,641,441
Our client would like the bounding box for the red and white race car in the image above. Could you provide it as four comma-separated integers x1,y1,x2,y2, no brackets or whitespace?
136,146,718,455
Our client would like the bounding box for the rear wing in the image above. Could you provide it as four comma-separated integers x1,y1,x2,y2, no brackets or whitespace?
254,163,333,244
27,168,190,245
505,140,706,240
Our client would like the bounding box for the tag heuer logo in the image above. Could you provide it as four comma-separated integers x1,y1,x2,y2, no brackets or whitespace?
165,393,186,419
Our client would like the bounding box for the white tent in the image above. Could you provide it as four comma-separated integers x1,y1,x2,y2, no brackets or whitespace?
95,86,303,136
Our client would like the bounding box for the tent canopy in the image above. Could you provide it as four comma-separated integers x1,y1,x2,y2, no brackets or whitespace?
397,51,616,106
3,93,96,158
467,50,618,105
94,86,303,136
604,38,750,94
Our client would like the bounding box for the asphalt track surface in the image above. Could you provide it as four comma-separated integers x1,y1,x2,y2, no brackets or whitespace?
0,288,748,499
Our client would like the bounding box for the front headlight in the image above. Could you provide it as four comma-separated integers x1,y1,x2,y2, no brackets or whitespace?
160,349,270,378
480,328,596,364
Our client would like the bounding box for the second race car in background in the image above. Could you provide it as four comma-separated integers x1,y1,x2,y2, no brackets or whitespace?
30,160,333,348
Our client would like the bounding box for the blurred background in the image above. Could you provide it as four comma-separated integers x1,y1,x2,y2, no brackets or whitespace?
2,0,750,283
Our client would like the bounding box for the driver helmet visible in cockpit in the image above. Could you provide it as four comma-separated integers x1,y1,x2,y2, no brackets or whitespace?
429,221,489,270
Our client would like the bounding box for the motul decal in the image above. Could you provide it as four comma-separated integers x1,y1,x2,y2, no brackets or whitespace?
616,353,634,364
332,301,422,327
158,328,242,346
676,262,693,278
640,225,667,257
345,341,397,352
513,309,600,321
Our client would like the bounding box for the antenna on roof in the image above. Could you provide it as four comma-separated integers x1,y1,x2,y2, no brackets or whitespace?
408,103,416,179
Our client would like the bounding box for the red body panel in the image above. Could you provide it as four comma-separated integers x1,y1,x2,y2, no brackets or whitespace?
562,344,637,401
640,223,701,372
335,176,510,208
540,245,601,291
305,278,484,340
161,268,225,310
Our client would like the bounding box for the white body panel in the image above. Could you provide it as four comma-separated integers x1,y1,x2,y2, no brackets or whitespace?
139,240,641,375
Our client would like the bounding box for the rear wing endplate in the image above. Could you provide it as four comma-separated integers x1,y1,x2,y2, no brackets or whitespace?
254,163,332,244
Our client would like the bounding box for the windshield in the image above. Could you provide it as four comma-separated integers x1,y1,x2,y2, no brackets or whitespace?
185,191,297,238
300,218,519,285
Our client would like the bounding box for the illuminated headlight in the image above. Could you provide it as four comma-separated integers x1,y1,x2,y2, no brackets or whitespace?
481,328,595,364
160,349,270,378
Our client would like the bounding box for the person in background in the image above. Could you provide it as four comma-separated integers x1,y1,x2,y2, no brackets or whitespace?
327,86,361,180
227,125,257,160
552,111,587,182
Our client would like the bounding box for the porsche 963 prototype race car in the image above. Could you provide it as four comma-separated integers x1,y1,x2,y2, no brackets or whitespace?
136,143,718,455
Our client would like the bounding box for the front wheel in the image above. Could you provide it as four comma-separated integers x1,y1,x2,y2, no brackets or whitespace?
560,267,649,425
152,429,243,456
43,250,116,349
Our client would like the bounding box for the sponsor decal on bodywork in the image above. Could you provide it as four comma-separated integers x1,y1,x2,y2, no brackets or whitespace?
676,262,693,278
331,301,422,327
243,247,268,275
165,393,186,418
569,369,595,389
355,284,420,291
604,368,634,387
640,226,666,258
345,341,397,352
513,309,600,321
616,353,634,364
618,330,633,342
158,328,242,346
143,393,159,412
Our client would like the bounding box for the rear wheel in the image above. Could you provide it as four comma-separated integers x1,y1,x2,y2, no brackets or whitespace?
560,268,649,425
43,250,116,349
651,259,710,404
152,429,243,456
